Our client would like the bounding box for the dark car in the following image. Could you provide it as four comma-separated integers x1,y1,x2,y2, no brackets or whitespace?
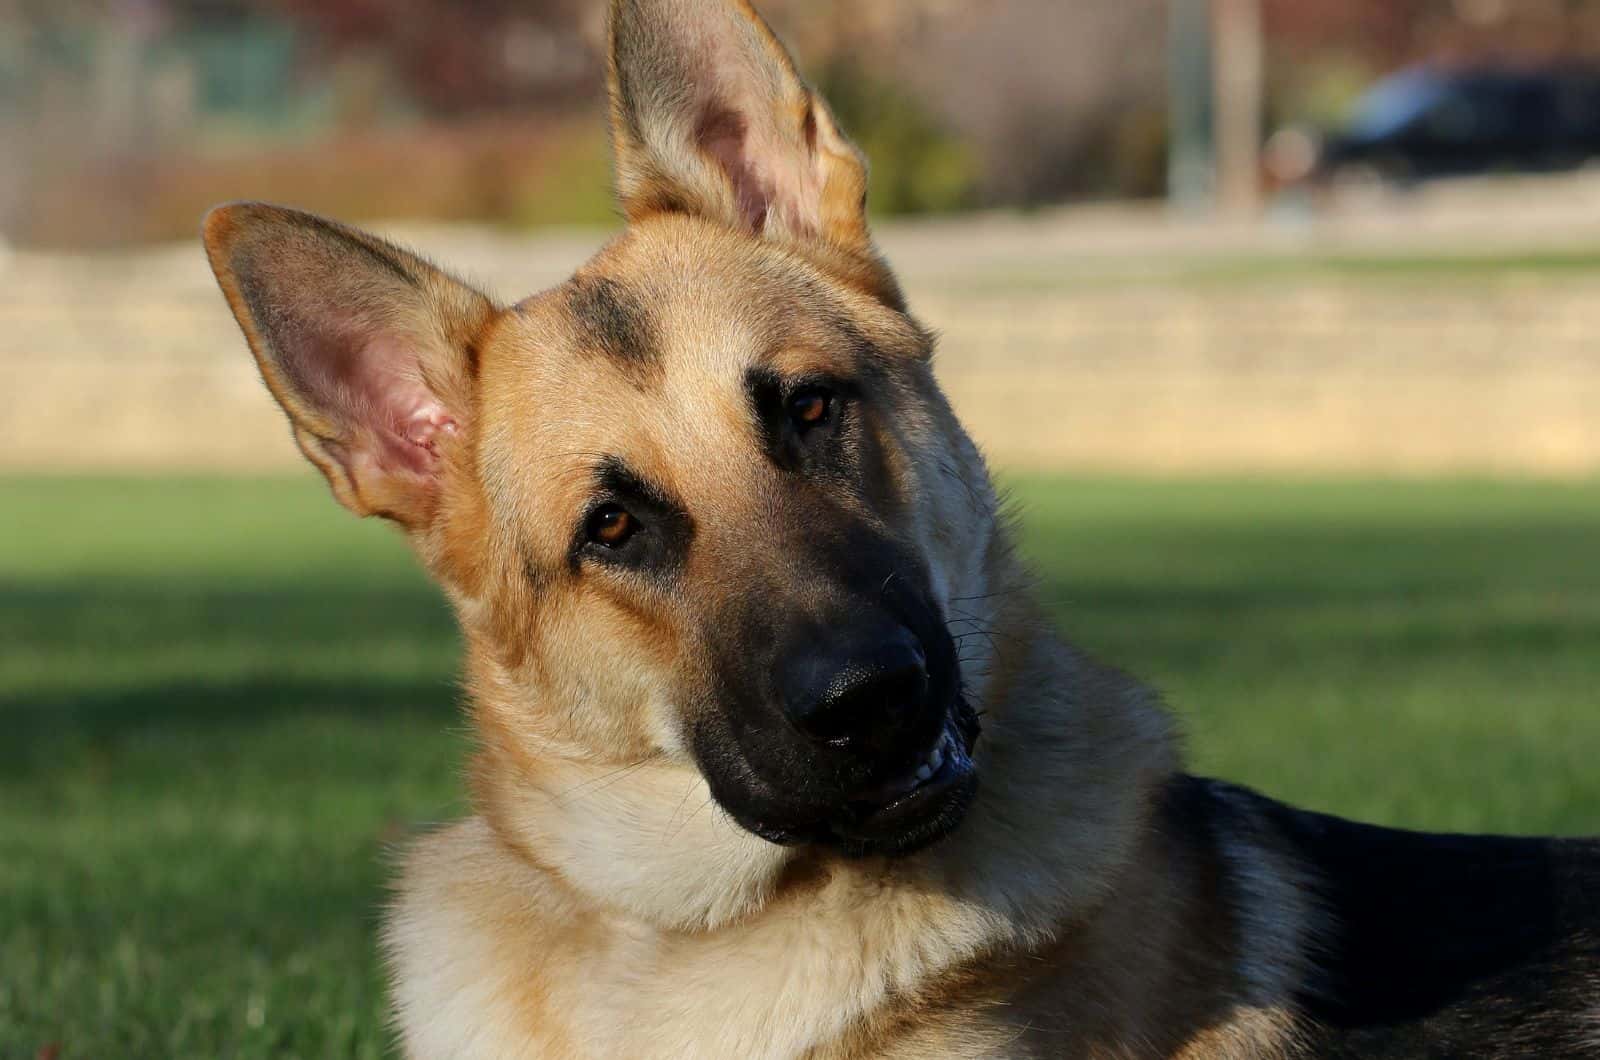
1319,66,1600,184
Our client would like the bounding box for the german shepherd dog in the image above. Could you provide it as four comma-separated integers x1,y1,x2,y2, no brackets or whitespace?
201,1,1600,1055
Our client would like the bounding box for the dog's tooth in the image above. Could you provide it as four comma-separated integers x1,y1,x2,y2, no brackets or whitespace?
915,764,933,782
929,746,944,772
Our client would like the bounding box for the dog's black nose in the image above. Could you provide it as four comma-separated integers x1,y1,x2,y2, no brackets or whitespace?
783,628,928,746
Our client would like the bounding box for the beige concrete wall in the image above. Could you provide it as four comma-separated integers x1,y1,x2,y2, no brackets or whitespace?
5,194,1600,475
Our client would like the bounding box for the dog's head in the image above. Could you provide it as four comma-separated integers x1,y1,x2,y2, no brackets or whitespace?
204,0,1004,926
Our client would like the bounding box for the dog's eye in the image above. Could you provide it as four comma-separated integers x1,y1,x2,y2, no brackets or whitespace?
586,504,638,548
787,386,833,430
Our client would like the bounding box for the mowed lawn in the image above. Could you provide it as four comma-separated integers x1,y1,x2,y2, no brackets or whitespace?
3,474,1599,1057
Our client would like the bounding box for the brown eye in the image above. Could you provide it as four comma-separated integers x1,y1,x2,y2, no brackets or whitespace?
788,387,832,428
587,504,637,548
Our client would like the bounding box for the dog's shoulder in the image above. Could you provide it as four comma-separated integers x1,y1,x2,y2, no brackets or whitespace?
383,816,591,1058
1191,777,1600,1058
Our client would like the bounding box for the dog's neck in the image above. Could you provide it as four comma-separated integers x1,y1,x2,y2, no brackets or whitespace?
422,533,1187,1056
467,538,1179,951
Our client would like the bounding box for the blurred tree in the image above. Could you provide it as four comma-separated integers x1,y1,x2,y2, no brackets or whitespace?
1266,0,1600,67
1265,0,1430,63
889,0,1169,205
816,58,976,215
262,0,599,115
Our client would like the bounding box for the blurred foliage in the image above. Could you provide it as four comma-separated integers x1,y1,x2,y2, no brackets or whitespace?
1270,60,1382,129
816,60,977,216
878,0,1169,207
10,117,597,247
505,125,618,229
12,0,1600,246
1266,0,1600,67
263,0,598,113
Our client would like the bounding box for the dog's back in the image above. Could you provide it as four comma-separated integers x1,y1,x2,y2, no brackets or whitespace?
1179,777,1600,1058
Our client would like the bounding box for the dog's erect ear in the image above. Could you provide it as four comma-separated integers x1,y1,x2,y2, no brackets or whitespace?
202,203,496,527
607,0,901,306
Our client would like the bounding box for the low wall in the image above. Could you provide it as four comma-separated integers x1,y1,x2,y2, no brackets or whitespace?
5,209,1599,475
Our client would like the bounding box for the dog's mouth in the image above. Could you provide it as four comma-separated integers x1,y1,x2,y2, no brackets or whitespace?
711,694,981,858
697,589,984,858
822,701,981,858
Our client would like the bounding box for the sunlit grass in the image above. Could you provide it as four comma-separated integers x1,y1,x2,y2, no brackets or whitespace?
3,474,1598,1056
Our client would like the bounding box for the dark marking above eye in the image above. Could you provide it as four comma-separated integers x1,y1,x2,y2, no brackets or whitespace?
745,368,856,475
566,276,657,373
570,455,694,572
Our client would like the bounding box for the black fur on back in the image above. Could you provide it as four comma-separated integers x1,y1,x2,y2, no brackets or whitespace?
1189,777,1600,1058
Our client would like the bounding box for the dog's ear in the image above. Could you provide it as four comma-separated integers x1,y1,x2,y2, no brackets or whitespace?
607,0,901,306
202,203,496,527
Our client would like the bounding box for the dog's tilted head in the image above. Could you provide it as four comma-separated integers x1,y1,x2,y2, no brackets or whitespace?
202,0,1003,924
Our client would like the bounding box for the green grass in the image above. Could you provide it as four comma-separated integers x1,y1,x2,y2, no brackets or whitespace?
4,474,1599,1057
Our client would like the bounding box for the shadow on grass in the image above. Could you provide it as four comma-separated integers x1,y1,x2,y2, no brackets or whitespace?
0,578,454,651
7,677,460,767
1,579,460,778
7,516,1598,781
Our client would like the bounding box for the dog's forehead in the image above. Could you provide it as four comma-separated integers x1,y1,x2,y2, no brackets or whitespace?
510,218,864,380
476,217,872,539
580,220,857,363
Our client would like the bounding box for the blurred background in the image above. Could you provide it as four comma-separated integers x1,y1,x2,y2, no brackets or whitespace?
4,2,1599,1057
6,0,1600,471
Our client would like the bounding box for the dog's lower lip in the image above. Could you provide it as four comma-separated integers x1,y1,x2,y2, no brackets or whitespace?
830,718,978,852
859,728,956,803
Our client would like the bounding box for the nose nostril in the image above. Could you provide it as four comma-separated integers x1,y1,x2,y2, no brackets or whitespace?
785,637,929,744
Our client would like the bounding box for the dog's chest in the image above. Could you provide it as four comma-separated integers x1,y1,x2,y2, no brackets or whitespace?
554,899,1032,1058
386,819,1035,1059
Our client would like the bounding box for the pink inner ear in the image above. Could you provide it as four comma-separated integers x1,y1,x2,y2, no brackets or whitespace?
699,107,774,232
694,93,826,239
352,336,457,475
388,394,458,474
294,322,457,478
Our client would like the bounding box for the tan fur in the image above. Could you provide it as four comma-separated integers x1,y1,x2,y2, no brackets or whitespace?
202,2,1328,1057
